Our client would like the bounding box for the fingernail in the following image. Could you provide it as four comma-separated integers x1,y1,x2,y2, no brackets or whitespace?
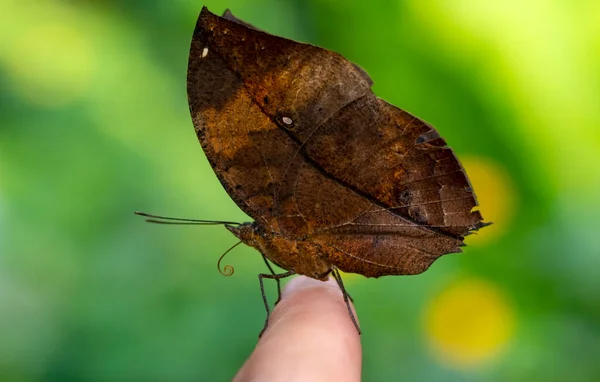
283,275,338,298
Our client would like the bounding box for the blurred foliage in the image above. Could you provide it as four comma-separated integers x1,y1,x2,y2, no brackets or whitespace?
1,0,599,381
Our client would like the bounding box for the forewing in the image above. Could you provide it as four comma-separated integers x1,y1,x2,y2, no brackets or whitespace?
187,7,371,235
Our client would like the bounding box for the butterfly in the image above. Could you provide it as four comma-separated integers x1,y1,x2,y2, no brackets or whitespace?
138,7,489,335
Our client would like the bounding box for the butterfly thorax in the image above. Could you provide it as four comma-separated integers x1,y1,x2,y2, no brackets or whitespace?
227,222,331,280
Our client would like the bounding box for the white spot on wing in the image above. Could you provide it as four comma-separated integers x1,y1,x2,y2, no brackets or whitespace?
201,47,209,58
282,117,293,125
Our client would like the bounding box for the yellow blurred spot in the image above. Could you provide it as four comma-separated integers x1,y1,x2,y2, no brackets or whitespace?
424,278,515,369
462,156,516,244
4,23,94,107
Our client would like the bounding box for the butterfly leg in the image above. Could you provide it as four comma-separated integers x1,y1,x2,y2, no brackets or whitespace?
258,270,295,337
261,254,283,305
331,267,361,335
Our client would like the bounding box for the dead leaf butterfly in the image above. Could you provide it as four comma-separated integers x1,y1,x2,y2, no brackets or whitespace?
137,6,490,335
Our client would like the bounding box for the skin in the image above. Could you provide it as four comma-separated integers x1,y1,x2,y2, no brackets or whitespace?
234,276,362,382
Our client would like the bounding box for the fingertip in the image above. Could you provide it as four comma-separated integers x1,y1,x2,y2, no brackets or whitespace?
268,275,360,336
281,274,339,298
235,276,362,381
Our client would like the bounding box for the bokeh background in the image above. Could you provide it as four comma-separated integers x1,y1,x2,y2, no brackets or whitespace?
1,0,599,380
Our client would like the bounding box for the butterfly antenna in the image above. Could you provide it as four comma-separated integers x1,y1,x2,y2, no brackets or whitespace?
217,240,243,276
134,211,241,226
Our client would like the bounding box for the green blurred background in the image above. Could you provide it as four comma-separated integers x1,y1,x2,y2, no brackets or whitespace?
1,0,599,380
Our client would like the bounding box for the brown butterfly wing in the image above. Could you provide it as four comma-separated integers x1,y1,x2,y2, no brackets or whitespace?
188,8,488,277
291,164,466,277
301,96,486,237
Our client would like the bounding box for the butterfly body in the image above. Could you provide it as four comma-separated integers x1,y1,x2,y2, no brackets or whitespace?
228,223,332,280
